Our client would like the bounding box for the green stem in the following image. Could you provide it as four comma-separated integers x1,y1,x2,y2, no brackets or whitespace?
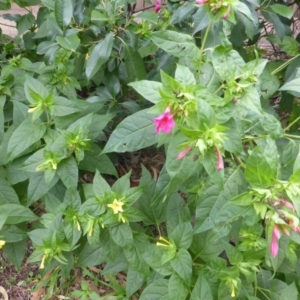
284,133,300,139
256,287,271,300
213,84,224,95
284,115,300,131
198,21,213,70
271,53,300,75
243,135,267,142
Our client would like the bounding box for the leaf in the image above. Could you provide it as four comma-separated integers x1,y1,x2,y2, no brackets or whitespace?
170,222,193,250
151,30,199,61
24,76,49,105
124,45,146,82
190,271,213,300
168,272,189,300
86,33,114,79
77,243,107,267
0,204,38,224
139,279,169,300
27,172,58,206
170,248,192,285
126,267,145,298
109,224,133,247
175,64,196,86
102,109,158,153
261,10,286,40
79,145,117,177
57,156,78,190
245,138,278,188
0,177,19,205
7,118,46,161
270,4,293,19
54,0,73,29
192,6,210,34
3,239,27,270
170,2,196,25
281,282,298,300
93,170,111,199
128,80,163,104
56,34,80,52
279,78,300,95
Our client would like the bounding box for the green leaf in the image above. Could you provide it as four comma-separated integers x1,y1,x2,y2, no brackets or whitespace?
279,36,299,56
212,46,245,80
79,145,117,177
279,78,300,94
56,156,78,190
27,172,58,206
55,0,73,29
102,109,158,153
126,267,145,298
245,138,278,188
0,204,38,224
175,64,196,86
270,4,293,19
0,177,19,205
170,248,192,285
192,6,210,34
168,272,189,300
151,30,199,61
56,34,80,52
77,243,107,267
24,76,49,104
7,118,46,161
3,239,27,270
53,96,81,116
281,282,298,300
170,222,193,250
93,170,111,198
261,10,286,40
109,224,133,247
128,80,163,104
170,2,195,25
139,279,169,300
190,271,213,300
86,33,114,80
124,45,146,82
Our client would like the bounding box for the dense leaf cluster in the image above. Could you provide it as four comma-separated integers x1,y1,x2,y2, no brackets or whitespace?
1,0,300,299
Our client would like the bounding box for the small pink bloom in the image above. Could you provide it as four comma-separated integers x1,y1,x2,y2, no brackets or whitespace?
177,147,192,160
196,0,207,4
155,0,162,13
222,6,231,19
215,147,224,170
279,199,295,211
153,106,175,134
270,224,280,257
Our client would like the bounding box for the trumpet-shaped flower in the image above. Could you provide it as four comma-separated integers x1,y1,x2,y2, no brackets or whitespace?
196,0,207,4
153,106,175,134
215,147,224,170
107,199,124,214
155,0,162,13
177,146,192,160
270,224,281,257
0,240,5,249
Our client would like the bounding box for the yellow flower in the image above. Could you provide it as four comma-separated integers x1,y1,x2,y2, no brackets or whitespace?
0,240,5,249
40,255,46,269
107,199,124,214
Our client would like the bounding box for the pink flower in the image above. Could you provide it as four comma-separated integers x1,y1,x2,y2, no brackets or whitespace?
270,224,281,257
279,199,295,211
153,106,175,134
215,147,224,170
196,0,207,4
155,0,162,13
222,5,231,19
177,147,192,160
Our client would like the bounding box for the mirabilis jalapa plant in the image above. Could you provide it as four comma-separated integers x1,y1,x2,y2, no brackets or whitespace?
1,0,300,298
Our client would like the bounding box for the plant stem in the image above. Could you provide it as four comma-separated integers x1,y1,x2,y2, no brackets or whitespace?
198,21,212,70
284,133,300,139
0,22,15,28
284,115,300,131
271,53,300,75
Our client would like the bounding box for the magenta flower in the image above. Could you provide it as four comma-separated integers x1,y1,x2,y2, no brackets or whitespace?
153,106,175,134
196,0,207,4
215,147,224,170
270,224,281,257
177,147,192,160
279,199,295,211
155,0,162,13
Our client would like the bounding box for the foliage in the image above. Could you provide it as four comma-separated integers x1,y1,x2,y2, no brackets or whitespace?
1,0,300,298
